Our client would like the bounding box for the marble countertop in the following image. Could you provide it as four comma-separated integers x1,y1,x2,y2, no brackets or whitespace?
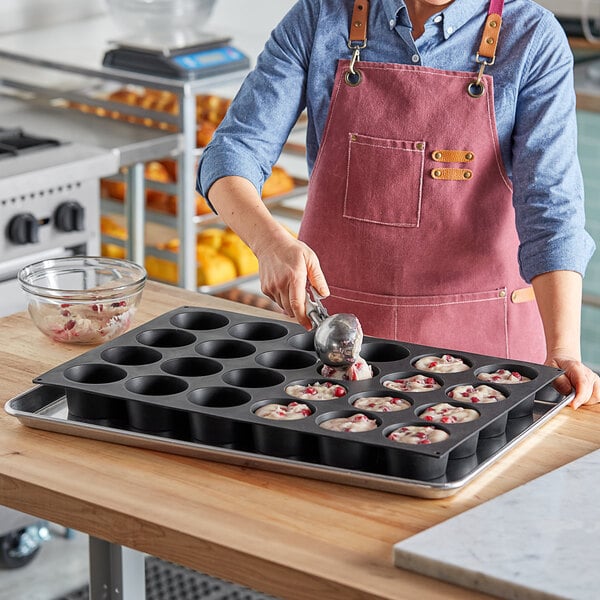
394,448,600,600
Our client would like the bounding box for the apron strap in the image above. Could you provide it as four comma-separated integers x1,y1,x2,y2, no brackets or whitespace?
477,0,505,62
346,0,369,85
349,0,369,47
468,0,505,97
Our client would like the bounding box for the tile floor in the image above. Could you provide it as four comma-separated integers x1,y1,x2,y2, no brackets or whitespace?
0,525,89,600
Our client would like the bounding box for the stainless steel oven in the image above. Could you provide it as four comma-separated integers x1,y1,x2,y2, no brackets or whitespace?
0,127,118,316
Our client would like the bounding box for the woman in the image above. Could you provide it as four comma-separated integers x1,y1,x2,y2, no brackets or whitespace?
197,0,599,407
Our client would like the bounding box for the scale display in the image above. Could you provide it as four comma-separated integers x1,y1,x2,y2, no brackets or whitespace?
103,41,250,80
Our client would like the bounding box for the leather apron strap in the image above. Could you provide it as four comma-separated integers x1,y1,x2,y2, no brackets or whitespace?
347,0,506,98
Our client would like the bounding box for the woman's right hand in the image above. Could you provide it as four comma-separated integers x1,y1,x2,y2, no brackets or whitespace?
206,175,329,329
255,232,329,330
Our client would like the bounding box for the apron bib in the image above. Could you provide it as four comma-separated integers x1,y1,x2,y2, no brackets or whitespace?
299,0,545,362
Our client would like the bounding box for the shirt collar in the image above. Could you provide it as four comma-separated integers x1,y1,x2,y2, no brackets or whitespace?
382,0,488,40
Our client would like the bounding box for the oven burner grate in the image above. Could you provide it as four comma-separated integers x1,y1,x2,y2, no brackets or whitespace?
0,127,61,159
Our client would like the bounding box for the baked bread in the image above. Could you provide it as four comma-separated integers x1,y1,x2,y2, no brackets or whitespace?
219,231,259,276
196,120,217,147
262,165,295,198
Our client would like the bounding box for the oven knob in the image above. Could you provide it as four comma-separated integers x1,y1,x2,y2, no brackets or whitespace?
54,201,85,232
8,213,40,245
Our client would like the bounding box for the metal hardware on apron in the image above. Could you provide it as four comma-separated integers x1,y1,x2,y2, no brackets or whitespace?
299,0,545,362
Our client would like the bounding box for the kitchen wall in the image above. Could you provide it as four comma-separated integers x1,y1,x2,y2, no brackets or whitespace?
0,0,106,34
577,110,600,371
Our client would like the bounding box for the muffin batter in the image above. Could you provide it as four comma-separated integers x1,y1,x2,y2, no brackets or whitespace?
447,384,507,403
387,425,449,445
383,374,441,393
285,381,346,400
255,402,312,420
414,354,470,373
420,402,479,424
319,413,377,432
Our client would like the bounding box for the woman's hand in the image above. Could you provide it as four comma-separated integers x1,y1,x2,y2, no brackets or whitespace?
206,175,329,330
255,233,329,330
546,353,600,409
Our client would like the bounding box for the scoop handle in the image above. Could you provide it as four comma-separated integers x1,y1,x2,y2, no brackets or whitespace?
305,292,325,328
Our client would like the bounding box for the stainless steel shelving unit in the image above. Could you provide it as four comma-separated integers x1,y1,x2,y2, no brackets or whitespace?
0,14,255,290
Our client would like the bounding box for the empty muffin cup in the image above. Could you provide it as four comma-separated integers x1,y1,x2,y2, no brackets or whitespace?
195,339,255,359
287,330,315,351
222,368,285,388
101,346,163,366
66,388,127,422
137,328,196,348
255,350,317,370
228,322,288,341
126,399,181,434
169,310,229,331
161,356,222,377
360,341,410,363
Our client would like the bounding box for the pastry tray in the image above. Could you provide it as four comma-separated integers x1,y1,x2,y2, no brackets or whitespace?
4,306,572,498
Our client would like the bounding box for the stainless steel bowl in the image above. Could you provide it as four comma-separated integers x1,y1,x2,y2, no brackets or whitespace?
105,0,218,46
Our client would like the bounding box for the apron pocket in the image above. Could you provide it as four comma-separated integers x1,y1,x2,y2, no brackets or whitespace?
344,133,425,227
326,286,509,358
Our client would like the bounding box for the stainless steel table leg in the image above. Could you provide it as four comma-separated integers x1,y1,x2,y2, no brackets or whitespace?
89,537,146,600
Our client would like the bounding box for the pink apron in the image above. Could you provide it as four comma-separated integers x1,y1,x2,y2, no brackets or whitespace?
299,0,546,362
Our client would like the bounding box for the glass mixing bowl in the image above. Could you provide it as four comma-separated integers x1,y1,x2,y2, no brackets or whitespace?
105,0,218,46
18,257,147,345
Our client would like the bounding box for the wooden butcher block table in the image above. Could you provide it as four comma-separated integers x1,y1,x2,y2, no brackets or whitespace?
1,280,599,600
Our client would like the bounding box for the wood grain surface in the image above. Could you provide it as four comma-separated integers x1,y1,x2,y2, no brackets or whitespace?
1,281,598,600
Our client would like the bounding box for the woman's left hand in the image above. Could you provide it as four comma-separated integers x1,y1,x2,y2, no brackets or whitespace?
546,354,600,409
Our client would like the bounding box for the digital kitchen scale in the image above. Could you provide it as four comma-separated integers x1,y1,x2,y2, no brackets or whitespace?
102,36,250,80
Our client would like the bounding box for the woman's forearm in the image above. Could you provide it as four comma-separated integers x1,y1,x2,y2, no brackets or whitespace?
531,270,582,360
206,175,294,257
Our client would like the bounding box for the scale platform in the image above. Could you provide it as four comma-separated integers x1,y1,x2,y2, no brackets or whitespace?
103,36,250,80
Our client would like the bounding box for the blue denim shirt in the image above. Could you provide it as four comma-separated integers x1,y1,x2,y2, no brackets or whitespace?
197,0,596,283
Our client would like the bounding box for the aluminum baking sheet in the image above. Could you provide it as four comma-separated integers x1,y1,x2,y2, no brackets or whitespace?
5,378,572,499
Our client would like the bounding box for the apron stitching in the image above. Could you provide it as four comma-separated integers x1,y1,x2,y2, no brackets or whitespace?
351,141,422,151
484,84,513,193
311,65,345,178
330,295,505,308
341,216,420,227
344,139,424,228
502,295,509,357
339,61,485,81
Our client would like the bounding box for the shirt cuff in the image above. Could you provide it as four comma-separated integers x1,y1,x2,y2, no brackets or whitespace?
519,233,596,283
196,145,266,213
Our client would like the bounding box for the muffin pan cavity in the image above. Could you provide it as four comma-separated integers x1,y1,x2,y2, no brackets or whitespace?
170,310,229,331
31,306,565,484
137,328,196,348
195,339,255,359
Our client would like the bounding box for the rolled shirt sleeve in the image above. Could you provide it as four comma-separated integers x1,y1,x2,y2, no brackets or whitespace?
197,0,317,202
511,11,595,282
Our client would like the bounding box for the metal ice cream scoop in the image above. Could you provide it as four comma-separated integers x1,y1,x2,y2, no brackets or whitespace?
305,286,363,367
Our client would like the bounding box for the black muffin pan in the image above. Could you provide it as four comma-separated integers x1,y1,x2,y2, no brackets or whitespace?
32,306,564,482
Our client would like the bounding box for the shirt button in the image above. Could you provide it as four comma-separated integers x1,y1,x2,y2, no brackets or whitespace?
433,15,442,23
389,18,395,27
447,26,454,34
411,54,420,63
